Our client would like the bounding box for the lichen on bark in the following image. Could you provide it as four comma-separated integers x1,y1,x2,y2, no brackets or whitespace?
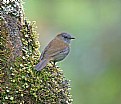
0,0,72,103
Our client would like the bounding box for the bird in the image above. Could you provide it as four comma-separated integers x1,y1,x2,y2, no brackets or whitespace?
35,32,75,71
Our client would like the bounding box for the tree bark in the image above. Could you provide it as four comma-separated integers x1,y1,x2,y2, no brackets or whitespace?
0,0,72,104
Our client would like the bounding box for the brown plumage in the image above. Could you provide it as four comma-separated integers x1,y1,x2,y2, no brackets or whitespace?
35,33,75,71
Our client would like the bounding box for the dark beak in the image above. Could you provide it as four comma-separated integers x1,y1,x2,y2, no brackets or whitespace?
70,37,75,39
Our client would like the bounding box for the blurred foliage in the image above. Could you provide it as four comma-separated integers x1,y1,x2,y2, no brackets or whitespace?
24,0,121,104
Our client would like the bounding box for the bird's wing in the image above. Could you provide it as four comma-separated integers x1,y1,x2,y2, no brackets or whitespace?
40,38,69,60
40,43,51,60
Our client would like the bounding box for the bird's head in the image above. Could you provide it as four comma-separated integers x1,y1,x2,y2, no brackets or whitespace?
56,32,75,44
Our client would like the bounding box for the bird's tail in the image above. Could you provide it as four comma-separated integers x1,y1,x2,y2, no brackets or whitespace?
35,59,49,71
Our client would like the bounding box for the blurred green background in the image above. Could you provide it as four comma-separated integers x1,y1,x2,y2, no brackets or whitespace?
24,0,121,104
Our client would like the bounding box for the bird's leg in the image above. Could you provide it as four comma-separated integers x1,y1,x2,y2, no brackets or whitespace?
53,61,59,68
50,61,56,67
50,61,59,68
50,61,55,66
53,61,56,67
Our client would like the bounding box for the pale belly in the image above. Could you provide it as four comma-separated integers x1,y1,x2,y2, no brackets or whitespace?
53,47,70,62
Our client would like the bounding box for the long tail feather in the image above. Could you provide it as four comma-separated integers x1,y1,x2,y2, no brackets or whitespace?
35,59,48,71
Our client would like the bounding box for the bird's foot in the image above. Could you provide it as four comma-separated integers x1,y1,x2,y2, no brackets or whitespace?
50,61,59,68
50,61,55,67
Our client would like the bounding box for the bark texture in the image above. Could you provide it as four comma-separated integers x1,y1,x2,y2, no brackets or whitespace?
0,0,72,104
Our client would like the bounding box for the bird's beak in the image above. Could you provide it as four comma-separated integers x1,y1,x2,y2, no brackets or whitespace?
70,37,75,39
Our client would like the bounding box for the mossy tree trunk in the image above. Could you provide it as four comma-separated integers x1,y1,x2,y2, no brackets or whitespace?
0,0,72,104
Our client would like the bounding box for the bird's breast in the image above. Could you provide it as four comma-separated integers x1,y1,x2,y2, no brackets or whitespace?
53,47,70,62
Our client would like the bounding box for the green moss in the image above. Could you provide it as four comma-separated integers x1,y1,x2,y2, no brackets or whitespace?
0,0,72,104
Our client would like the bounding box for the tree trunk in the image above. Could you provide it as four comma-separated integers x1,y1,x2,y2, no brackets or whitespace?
0,0,72,103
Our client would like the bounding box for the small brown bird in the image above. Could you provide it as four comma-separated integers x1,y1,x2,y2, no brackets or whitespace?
35,32,75,71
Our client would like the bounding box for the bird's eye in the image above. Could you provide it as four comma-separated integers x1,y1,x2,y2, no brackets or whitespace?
64,36,68,38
